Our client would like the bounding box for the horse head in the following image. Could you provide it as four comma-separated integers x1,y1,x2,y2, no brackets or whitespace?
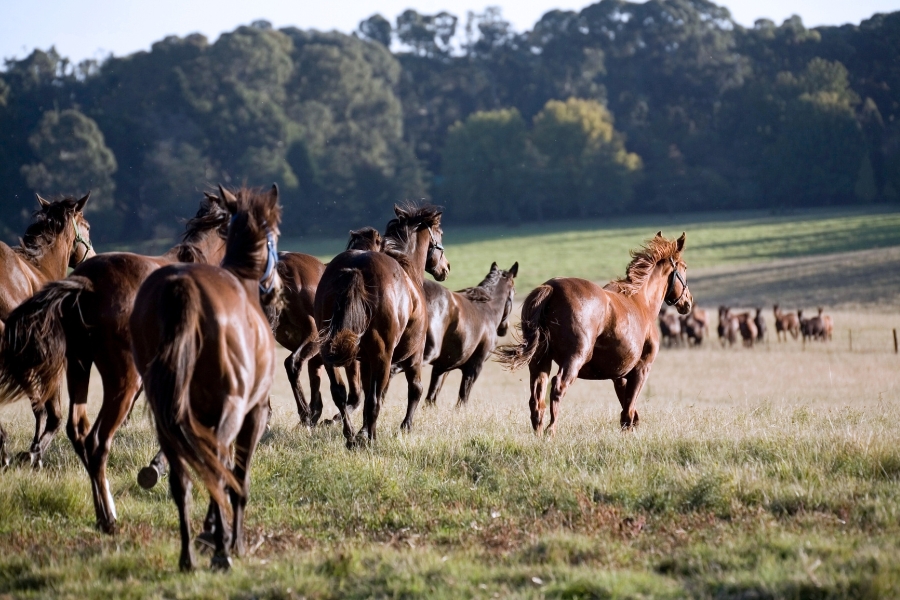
663,233,692,315
31,192,94,268
496,261,518,337
386,204,450,282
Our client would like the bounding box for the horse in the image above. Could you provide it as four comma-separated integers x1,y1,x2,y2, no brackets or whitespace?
680,306,707,346
717,306,739,347
275,226,383,426
799,309,826,342
421,262,517,406
819,307,833,341
0,193,93,467
0,191,233,533
131,186,282,572
773,304,800,342
754,308,767,343
735,312,758,347
658,308,683,347
496,232,691,433
315,204,450,445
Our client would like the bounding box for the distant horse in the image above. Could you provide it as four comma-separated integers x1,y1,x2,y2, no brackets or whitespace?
0,191,233,533
658,308,683,347
819,307,833,341
754,308,767,343
275,226,382,426
422,262,517,405
799,309,827,342
717,306,739,347
680,306,707,345
315,205,450,445
735,312,758,347
773,304,800,341
496,232,692,433
131,186,281,572
0,193,93,467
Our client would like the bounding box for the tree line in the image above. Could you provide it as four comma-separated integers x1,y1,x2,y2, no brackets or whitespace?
1,0,898,243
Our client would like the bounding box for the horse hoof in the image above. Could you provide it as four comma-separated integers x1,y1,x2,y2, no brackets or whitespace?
97,519,118,535
210,554,233,571
137,465,161,489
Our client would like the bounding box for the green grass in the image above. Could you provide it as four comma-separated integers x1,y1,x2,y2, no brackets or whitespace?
277,205,900,291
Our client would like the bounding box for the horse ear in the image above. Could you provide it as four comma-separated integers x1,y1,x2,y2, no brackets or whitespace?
676,232,686,252
509,262,519,277
267,183,279,208
393,204,409,220
655,231,663,238
75,191,91,212
36,193,50,208
203,191,220,205
490,261,498,272
218,185,238,214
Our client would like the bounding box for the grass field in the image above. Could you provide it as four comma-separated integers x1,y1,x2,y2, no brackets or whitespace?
2,206,900,598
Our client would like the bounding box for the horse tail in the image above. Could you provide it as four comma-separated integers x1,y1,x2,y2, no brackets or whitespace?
495,284,553,371
143,277,238,508
0,277,90,407
320,268,371,367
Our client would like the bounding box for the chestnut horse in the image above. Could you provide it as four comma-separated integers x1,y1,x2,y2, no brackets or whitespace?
497,233,692,433
0,192,233,533
276,226,383,426
422,262,517,406
773,304,800,342
131,186,282,572
315,205,450,445
0,193,93,467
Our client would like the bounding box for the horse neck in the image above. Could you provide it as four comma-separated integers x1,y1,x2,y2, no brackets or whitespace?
162,230,227,265
632,261,671,313
25,231,73,280
398,229,429,287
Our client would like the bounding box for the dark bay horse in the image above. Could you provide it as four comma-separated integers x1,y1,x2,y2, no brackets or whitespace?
496,233,692,434
0,191,233,532
0,193,93,467
422,262,517,406
275,227,383,426
131,186,282,572
315,205,449,445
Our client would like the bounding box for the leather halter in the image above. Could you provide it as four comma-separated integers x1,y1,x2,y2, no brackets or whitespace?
427,226,444,260
664,257,688,306
72,217,92,265
259,231,278,295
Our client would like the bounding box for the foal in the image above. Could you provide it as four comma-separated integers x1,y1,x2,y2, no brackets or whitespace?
131,186,282,572
497,232,692,433
422,262,518,405
0,193,93,467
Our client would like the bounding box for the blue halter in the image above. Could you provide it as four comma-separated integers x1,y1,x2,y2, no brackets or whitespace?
259,231,278,295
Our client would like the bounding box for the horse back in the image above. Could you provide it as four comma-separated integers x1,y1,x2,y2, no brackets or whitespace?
0,243,48,319
275,252,326,350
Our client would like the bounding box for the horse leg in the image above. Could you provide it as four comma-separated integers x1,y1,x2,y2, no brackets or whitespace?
424,367,447,405
284,349,310,426
307,353,325,425
29,389,63,469
167,456,195,572
86,361,141,534
137,450,168,490
65,359,93,468
546,357,585,437
209,479,233,571
613,366,650,430
456,355,486,407
364,358,392,441
0,421,9,468
345,361,363,415
229,400,269,559
324,363,349,417
399,360,424,431
528,354,552,435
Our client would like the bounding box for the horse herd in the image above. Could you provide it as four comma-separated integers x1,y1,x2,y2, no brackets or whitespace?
658,304,834,348
0,187,692,571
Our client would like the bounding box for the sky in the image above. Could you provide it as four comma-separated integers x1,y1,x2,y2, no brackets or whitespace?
2,0,898,65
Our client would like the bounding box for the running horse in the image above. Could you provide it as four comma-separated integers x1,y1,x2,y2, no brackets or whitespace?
0,193,93,467
0,191,233,533
315,204,450,445
131,186,282,572
422,262,518,406
496,232,692,434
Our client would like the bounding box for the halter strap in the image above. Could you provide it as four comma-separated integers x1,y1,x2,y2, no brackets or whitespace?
664,257,688,306
259,231,278,295
72,217,92,265
427,226,444,253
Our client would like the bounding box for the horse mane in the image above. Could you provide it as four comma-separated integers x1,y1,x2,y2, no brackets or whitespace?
381,203,443,268
13,197,81,260
457,266,502,303
221,187,282,282
610,235,681,297
171,195,232,263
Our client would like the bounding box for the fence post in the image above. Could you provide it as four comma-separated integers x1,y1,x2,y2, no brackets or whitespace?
849,329,852,352
893,328,898,354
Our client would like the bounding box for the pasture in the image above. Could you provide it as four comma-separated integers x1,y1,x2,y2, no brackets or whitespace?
2,206,900,598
